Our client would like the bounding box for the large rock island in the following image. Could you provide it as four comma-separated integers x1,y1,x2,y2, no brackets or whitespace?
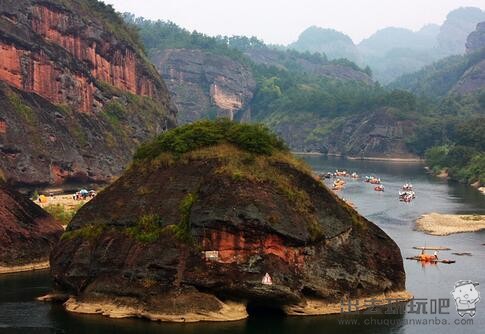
0,183,63,274
51,121,409,322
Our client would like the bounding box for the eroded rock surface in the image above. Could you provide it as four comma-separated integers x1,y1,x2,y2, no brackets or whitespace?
0,0,176,186
51,122,407,321
0,183,63,270
152,48,255,123
271,108,418,159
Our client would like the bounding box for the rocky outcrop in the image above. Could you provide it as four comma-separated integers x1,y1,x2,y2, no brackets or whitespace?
0,0,176,186
323,109,419,159
466,22,485,53
151,48,255,123
0,1,168,112
270,108,418,159
50,121,407,322
0,183,63,272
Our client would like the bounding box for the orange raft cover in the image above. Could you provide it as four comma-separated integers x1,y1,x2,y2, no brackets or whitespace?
418,254,437,262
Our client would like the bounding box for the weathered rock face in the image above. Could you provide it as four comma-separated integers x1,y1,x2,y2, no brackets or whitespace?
466,22,485,53
0,183,63,268
270,109,418,159
325,109,418,158
0,0,168,112
0,0,176,186
151,48,255,123
149,46,371,126
51,124,406,321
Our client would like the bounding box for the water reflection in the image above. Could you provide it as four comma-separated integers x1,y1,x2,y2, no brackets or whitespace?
0,156,484,334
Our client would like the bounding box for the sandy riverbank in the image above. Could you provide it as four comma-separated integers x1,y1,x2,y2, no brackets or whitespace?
36,194,92,210
0,260,49,275
34,194,92,225
416,213,485,236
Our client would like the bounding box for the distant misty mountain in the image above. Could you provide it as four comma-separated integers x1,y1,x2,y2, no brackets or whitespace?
438,6,485,55
357,25,443,83
390,20,485,99
358,25,439,56
288,7,485,84
466,21,485,53
289,26,361,63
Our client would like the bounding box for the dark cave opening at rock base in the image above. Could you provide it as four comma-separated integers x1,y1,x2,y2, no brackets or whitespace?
245,300,287,318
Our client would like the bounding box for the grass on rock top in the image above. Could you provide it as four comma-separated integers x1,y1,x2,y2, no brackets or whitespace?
132,121,327,241
133,119,288,161
61,120,360,243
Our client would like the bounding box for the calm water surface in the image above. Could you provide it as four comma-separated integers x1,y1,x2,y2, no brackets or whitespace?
1,156,484,334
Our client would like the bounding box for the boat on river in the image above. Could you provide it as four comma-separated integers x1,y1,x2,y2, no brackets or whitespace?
406,255,455,264
375,185,385,192
402,183,413,191
332,179,346,190
365,176,381,184
334,170,348,177
407,248,455,264
399,190,415,202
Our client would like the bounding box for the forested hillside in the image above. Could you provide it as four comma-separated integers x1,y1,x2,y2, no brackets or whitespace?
392,22,485,185
126,15,423,159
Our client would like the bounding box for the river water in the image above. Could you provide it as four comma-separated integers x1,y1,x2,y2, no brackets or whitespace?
1,156,484,334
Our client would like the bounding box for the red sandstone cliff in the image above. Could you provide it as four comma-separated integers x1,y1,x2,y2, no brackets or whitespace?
0,0,176,186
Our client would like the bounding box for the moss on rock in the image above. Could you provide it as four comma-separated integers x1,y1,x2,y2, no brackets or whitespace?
134,119,287,161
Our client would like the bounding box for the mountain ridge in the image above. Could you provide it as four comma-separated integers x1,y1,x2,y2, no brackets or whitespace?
289,7,485,83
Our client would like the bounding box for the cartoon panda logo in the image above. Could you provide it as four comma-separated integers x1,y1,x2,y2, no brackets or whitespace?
451,280,480,317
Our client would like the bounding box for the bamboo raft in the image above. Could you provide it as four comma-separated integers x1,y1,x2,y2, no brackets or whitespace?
406,256,455,264
413,246,451,251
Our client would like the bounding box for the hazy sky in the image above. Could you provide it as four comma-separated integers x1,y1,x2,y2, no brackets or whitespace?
104,0,485,44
